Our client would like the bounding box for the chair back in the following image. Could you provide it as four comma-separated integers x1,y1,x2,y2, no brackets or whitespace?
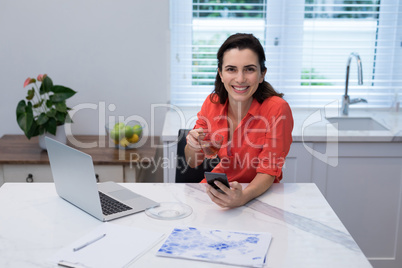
175,129,219,183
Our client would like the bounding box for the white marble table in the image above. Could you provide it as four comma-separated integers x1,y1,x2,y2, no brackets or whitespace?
0,183,372,267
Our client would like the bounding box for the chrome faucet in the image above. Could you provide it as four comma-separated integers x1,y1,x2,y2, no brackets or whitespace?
341,52,367,115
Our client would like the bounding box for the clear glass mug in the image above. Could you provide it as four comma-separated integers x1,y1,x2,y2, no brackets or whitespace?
197,132,224,159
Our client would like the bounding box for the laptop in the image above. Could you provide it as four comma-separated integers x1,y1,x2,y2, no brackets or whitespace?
45,137,159,222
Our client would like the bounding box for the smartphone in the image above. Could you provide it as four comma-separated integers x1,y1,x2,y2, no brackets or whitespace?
205,172,230,193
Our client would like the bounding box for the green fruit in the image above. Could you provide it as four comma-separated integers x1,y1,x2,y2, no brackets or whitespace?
110,129,121,141
132,124,142,136
124,126,134,138
114,122,125,130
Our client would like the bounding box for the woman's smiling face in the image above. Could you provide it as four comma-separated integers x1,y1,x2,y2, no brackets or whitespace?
218,48,266,104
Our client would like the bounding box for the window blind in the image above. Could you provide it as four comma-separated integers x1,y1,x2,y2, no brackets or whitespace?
170,0,402,109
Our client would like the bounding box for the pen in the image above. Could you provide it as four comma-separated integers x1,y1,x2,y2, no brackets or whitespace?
58,260,85,268
73,233,106,252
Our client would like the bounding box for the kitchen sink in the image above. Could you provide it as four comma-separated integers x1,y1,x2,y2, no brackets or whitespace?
325,117,389,131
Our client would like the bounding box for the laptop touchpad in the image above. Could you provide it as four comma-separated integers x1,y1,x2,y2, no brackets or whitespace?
108,189,140,201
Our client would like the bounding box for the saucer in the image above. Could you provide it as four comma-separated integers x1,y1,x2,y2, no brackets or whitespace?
145,202,193,220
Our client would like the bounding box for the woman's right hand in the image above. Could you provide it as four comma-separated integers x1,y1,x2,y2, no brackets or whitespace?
184,128,206,168
186,128,205,152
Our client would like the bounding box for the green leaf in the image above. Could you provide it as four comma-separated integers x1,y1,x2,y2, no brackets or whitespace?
38,125,45,136
55,111,66,123
46,109,57,118
50,86,76,102
26,121,39,139
37,113,49,125
46,99,53,108
33,99,44,109
55,102,67,112
45,118,57,135
16,101,34,138
16,100,27,117
16,111,30,134
65,113,73,123
40,76,53,94
26,88,35,100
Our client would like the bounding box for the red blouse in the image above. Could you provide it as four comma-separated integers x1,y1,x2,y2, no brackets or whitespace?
194,94,293,183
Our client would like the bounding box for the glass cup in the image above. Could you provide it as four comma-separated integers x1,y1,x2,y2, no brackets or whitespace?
198,132,224,159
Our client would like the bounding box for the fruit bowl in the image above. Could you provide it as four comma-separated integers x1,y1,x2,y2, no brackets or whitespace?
105,121,144,149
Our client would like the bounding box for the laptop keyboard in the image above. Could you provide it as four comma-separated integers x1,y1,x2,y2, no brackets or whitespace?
99,192,132,216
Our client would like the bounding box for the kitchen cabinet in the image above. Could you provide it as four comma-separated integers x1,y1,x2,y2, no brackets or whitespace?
0,135,159,186
1,164,123,183
281,142,314,183
310,142,402,268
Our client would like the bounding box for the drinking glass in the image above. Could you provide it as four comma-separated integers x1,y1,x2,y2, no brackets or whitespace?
198,132,223,159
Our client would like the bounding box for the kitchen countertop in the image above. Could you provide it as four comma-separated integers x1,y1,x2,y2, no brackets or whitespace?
162,107,402,143
0,135,160,165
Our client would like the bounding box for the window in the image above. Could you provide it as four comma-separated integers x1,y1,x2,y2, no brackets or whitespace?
170,0,402,108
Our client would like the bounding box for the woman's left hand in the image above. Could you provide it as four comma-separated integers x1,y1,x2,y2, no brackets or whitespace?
205,181,245,208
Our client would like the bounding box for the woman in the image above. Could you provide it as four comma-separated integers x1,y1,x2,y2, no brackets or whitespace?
185,33,293,208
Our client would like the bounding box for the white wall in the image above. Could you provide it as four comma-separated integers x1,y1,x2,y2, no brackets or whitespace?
0,0,170,137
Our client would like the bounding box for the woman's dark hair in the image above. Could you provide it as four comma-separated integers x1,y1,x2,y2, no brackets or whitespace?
210,33,283,104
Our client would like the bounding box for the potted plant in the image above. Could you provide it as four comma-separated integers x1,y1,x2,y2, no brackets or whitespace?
16,74,76,148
